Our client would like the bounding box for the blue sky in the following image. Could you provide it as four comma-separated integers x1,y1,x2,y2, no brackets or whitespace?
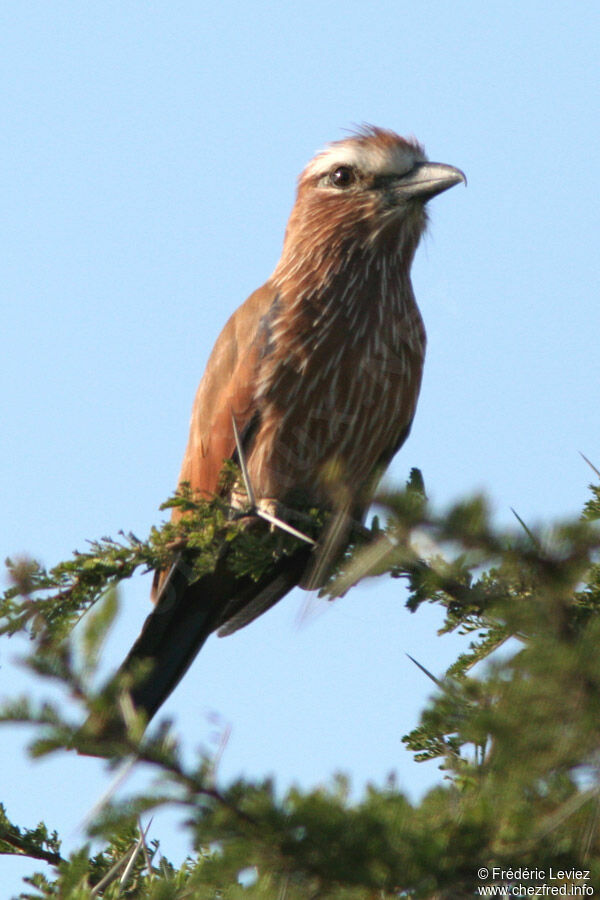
2,1,599,893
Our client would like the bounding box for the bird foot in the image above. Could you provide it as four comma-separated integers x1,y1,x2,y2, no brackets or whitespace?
254,498,317,546
229,495,316,545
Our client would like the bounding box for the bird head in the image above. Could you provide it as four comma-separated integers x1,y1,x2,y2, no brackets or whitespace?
275,126,465,284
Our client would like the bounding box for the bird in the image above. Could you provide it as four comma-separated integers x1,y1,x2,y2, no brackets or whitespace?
100,126,465,733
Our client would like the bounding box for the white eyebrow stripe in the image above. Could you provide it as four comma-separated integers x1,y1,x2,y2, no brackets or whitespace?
304,142,419,180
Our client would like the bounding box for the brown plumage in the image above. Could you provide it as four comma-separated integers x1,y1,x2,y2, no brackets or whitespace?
109,127,465,727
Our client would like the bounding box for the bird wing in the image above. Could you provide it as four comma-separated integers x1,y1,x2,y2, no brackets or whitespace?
88,281,311,731
177,281,279,498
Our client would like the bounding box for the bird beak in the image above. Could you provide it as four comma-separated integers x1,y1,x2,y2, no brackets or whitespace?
394,161,466,202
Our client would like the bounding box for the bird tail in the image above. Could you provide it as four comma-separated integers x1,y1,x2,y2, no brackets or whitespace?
123,557,223,723
84,543,313,738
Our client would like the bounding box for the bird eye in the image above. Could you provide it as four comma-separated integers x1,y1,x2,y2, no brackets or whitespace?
330,165,355,188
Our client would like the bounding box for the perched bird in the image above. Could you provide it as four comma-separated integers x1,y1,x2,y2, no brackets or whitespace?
109,127,464,729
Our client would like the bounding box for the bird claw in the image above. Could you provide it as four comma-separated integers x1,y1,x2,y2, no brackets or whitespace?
229,497,316,546
254,498,316,546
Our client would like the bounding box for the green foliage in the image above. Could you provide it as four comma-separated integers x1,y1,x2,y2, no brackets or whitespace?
1,466,325,644
2,468,600,897
0,805,61,867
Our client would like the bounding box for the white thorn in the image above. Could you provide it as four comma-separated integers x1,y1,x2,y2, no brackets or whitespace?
231,411,315,546
256,507,316,546
231,410,256,507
